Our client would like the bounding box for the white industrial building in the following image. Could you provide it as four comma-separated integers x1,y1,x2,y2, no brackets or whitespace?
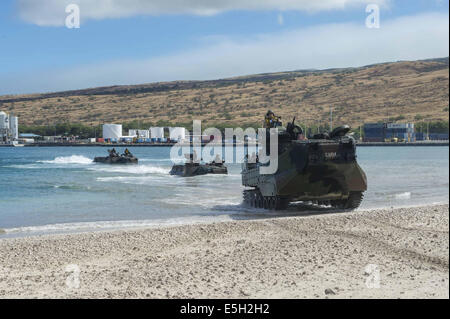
100,124,187,143
0,111,19,142
102,124,122,140
129,129,150,139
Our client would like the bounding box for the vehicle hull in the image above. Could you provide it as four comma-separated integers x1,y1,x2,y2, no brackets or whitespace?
242,138,367,209
93,156,138,164
170,163,228,177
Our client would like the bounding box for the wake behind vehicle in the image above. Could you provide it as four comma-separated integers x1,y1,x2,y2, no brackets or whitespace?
242,111,367,210
94,148,138,164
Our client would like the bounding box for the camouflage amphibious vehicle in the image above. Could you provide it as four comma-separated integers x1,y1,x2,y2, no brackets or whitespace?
170,162,228,177
94,148,138,164
242,113,367,210
169,151,228,177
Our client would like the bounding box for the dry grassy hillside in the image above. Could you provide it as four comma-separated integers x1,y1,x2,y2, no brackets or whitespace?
0,58,448,128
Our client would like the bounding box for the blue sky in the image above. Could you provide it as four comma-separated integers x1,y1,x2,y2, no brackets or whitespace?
0,0,448,95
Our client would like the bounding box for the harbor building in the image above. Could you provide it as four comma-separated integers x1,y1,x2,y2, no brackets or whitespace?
363,123,385,142
363,122,416,142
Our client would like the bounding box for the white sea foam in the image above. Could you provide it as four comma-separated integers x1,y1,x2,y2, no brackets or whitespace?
96,176,164,184
4,164,41,169
394,192,412,200
39,155,93,165
90,165,170,175
139,158,173,162
159,195,241,208
2,215,233,237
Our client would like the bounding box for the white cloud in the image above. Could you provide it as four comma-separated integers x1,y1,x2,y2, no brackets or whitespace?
17,0,388,26
1,12,448,94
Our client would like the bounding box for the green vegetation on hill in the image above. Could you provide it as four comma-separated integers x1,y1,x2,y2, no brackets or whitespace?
415,120,449,134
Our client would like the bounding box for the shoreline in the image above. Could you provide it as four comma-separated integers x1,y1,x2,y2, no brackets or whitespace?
1,201,448,239
0,204,448,299
1,141,449,147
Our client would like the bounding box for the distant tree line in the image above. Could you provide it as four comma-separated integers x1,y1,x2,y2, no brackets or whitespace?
18,119,448,139
415,120,449,134
19,123,103,139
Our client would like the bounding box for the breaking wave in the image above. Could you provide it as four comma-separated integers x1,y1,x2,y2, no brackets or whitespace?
39,155,93,165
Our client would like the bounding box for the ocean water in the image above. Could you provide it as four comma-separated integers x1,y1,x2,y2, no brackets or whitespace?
0,146,448,237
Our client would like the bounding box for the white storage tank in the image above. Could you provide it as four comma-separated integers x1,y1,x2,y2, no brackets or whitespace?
103,124,122,140
9,116,18,140
0,111,8,130
150,127,164,139
169,127,186,141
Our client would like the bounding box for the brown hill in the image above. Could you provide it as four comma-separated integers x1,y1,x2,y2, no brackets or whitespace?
0,57,448,128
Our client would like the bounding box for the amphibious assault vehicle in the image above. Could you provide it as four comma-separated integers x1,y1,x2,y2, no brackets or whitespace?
94,149,138,164
170,162,228,177
242,113,367,210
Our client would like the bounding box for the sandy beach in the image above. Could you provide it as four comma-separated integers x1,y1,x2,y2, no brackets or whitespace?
0,204,448,299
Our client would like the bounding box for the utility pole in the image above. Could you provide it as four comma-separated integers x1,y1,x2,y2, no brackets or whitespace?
330,106,333,132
